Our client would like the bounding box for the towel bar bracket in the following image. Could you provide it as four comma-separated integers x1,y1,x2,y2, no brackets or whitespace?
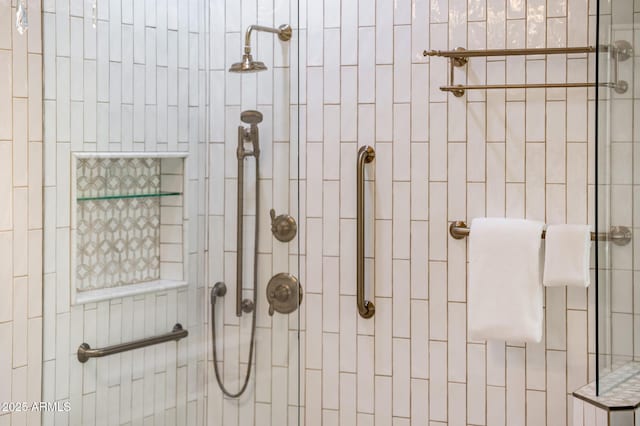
450,221,469,239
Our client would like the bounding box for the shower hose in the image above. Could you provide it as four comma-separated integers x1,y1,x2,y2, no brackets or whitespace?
210,155,260,398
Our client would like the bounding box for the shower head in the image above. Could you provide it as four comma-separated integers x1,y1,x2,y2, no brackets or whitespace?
229,24,292,73
229,54,268,73
241,110,263,125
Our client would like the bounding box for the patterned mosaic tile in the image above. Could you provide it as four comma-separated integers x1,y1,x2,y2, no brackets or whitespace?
76,158,161,291
77,157,161,199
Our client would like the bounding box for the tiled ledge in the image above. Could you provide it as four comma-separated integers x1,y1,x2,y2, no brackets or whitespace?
573,362,640,411
75,279,188,305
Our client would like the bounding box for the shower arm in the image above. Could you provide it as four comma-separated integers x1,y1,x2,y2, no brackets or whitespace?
243,24,292,54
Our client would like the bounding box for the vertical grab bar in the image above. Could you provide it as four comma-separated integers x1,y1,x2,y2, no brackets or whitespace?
357,146,376,319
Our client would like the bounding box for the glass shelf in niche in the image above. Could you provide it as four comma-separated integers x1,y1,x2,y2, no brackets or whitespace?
77,192,182,202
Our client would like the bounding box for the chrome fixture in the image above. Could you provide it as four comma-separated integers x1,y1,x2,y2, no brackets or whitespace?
449,221,632,246
77,324,188,363
229,24,293,73
270,209,297,242
357,146,375,319
424,42,632,96
266,273,303,316
15,0,28,34
92,0,97,28
210,110,264,398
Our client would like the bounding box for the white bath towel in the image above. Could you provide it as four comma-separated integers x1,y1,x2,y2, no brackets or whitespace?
468,218,545,343
543,224,591,287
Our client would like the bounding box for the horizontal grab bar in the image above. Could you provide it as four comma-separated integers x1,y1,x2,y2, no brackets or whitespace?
77,323,188,363
449,221,632,246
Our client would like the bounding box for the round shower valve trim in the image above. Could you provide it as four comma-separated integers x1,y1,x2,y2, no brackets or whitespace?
270,209,297,242
266,273,303,316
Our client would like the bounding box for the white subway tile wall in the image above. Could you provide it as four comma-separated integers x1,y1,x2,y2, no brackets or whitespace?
298,0,600,424
0,0,43,425
4,0,627,425
42,0,207,424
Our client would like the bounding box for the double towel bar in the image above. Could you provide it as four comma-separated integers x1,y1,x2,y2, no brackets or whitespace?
77,323,188,363
449,221,633,246
423,41,632,96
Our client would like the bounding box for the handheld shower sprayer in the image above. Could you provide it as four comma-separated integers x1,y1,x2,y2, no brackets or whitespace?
239,110,263,157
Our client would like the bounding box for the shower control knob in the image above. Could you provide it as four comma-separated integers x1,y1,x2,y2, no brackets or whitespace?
241,299,255,314
270,209,297,242
266,273,303,316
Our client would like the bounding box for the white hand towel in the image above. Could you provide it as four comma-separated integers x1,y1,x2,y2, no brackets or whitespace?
543,224,591,287
468,218,545,343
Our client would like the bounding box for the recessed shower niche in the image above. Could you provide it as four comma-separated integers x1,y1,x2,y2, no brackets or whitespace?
70,153,188,304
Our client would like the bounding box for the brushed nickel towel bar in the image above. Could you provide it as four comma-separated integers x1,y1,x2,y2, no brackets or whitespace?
449,221,632,246
357,145,375,319
441,82,597,92
423,41,632,96
77,323,188,363
424,46,597,59
439,81,631,94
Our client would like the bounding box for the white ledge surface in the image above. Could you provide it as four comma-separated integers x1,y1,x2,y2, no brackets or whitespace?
73,152,188,159
75,279,188,305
